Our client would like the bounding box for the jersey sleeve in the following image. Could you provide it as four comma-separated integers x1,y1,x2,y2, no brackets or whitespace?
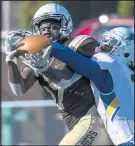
51,42,113,93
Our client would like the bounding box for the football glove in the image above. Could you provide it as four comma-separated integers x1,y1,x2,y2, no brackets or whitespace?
19,45,52,77
5,30,32,63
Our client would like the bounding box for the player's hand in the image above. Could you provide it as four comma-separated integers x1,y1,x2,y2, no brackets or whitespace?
7,30,32,37
5,30,32,54
19,46,52,77
5,32,18,63
5,30,32,63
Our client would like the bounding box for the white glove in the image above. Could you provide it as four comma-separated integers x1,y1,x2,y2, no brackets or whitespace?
5,30,32,63
19,46,52,77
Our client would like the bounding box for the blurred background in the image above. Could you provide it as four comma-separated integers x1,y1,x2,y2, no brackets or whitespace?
1,1,134,145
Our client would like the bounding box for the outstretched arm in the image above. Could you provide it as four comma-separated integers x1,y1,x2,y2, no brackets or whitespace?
51,42,101,79
51,42,113,93
5,30,37,96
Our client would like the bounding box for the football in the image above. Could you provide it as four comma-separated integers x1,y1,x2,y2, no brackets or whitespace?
15,35,53,56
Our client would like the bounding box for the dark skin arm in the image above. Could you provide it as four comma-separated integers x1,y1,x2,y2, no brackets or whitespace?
8,60,69,95
8,61,36,95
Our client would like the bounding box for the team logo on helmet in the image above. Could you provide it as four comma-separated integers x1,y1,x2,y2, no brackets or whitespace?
126,33,134,41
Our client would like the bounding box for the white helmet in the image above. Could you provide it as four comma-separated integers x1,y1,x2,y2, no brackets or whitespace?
98,27,134,68
32,3,73,39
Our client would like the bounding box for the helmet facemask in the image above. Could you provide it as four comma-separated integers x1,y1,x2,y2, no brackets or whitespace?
98,31,123,54
98,30,134,69
32,14,73,41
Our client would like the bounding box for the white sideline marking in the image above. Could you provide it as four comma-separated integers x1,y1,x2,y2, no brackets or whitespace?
2,100,56,108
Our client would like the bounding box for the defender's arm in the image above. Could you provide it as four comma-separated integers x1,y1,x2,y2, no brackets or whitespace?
51,42,113,93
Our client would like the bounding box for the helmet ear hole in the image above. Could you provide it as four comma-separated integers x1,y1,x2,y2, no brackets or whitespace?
124,53,130,58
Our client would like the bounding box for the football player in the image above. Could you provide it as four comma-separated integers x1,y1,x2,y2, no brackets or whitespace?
5,3,113,145
40,27,134,145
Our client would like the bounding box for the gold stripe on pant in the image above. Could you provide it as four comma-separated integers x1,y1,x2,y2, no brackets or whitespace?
59,105,114,145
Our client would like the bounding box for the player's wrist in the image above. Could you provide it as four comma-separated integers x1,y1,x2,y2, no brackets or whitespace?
6,50,18,64
6,56,17,64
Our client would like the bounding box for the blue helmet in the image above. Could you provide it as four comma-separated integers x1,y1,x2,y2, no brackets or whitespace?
98,27,134,68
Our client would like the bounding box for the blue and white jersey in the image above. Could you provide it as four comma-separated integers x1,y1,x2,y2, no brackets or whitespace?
51,42,134,145
91,53,134,145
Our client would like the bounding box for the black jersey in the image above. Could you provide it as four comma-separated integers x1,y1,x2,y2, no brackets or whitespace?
37,36,98,130
21,35,98,130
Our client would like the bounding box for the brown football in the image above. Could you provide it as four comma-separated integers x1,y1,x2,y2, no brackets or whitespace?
15,35,53,56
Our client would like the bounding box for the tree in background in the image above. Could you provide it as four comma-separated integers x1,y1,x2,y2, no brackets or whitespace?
20,1,130,30
20,1,61,30
117,1,134,17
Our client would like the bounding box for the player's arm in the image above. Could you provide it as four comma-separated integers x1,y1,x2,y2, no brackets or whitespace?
8,61,36,96
51,42,113,93
5,30,36,96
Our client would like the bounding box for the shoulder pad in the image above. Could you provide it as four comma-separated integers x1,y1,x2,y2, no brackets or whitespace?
92,53,114,70
68,35,90,50
68,35,98,57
